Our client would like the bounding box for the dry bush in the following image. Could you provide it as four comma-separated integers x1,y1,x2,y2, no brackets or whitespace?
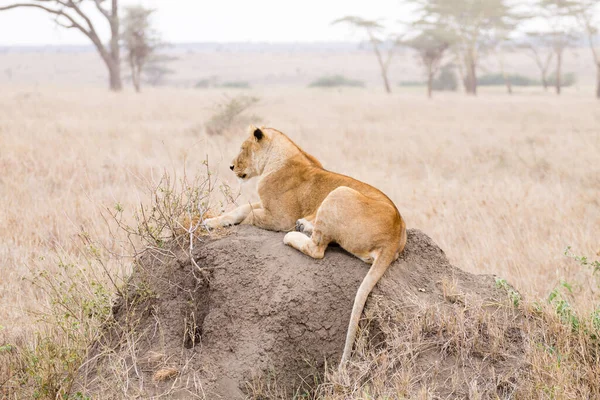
317,296,522,398
0,166,232,399
0,245,118,399
205,95,261,136
316,281,600,399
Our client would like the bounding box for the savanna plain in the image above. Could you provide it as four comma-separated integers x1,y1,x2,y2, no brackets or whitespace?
1,58,600,397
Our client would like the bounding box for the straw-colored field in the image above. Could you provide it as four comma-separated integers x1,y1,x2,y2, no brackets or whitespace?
1,84,599,345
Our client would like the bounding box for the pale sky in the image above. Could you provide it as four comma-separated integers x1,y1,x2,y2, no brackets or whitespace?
0,0,412,46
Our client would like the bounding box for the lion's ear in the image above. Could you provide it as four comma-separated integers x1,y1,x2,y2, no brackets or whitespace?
253,127,264,141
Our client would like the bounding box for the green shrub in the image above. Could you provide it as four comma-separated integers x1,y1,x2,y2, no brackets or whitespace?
195,79,214,89
194,76,219,89
2,257,115,399
432,65,458,91
478,73,540,87
551,247,600,334
308,75,364,88
219,81,251,89
195,77,251,89
548,72,577,87
399,65,457,91
495,277,522,307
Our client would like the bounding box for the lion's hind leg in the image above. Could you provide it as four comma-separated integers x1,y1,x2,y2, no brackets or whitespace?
294,186,401,370
283,231,328,259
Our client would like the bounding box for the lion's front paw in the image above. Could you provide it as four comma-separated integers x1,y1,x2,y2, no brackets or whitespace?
203,217,217,230
205,216,235,229
204,217,223,229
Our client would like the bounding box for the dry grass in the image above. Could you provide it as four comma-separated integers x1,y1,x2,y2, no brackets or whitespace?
152,367,179,383
319,288,600,399
0,84,599,398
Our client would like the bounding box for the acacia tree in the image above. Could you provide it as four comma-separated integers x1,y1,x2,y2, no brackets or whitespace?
409,0,521,96
492,41,515,94
0,0,122,91
572,0,600,99
535,0,579,95
520,32,555,90
405,29,450,98
122,5,160,92
332,16,399,94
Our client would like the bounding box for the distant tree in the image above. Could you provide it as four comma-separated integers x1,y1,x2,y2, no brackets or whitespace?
534,0,580,95
409,0,522,96
121,5,162,92
572,0,600,99
404,28,451,98
0,0,122,91
493,42,515,94
485,27,518,95
520,32,555,91
332,16,400,93
143,54,177,87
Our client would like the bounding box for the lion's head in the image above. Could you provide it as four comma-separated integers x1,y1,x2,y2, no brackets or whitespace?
230,125,270,181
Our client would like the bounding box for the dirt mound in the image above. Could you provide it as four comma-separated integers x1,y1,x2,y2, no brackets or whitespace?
80,226,525,399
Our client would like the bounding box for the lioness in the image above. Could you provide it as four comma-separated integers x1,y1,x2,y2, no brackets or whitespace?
205,125,407,369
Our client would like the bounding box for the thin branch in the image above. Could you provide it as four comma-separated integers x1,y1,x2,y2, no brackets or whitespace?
92,0,109,18
0,3,89,36
366,28,386,72
64,0,102,42
0,1,113,66
54,17,76,29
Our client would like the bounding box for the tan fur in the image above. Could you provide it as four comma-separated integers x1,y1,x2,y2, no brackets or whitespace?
205,125,407,369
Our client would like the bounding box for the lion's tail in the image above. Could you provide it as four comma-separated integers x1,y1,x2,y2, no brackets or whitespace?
339,247,397,370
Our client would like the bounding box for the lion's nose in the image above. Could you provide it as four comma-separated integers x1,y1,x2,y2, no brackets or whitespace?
230,165,234,170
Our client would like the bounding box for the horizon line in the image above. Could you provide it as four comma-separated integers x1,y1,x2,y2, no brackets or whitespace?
0,40,369,48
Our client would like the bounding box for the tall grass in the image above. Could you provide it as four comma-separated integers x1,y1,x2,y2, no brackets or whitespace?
0,86,599,397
